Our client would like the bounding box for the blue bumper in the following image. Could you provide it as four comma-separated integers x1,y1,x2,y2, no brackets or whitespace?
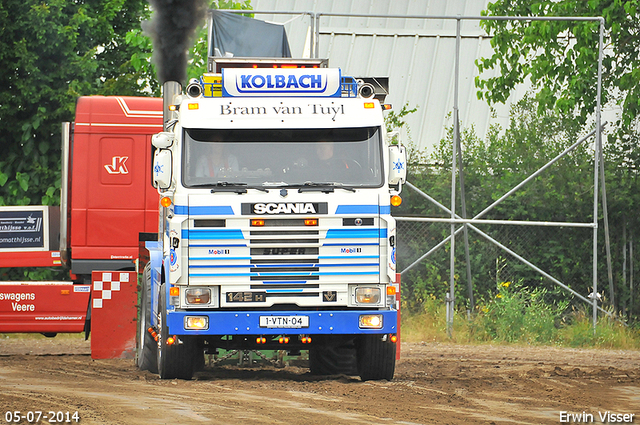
167,309,397,336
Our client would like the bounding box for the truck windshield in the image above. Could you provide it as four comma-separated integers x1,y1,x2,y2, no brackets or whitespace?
182,127,383,188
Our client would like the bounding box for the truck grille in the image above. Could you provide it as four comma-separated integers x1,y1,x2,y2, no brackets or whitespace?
187,217,380,302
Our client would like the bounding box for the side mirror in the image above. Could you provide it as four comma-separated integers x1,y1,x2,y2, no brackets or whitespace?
388,144,407,186
152,132,174,149
153,149,173,190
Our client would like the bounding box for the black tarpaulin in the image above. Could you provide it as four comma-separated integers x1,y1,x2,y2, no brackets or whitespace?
209,10,291,58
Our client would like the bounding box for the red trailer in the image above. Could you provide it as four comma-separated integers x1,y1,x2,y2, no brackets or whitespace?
0,96,163,358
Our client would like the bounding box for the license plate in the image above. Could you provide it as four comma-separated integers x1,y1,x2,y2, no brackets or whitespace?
259,315,309,329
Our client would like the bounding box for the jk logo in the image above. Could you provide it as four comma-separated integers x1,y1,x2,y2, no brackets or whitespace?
105,156,129,174
323,291,337,302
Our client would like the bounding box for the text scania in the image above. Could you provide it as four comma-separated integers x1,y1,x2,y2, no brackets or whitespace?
254,203,317,215
241,74,323,90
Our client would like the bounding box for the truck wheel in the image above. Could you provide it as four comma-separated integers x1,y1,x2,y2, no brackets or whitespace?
309,342,358,376
156,286,196,380
356,335,396,381
137,263,157,373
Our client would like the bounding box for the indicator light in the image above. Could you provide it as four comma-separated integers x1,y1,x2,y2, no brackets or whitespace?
387,286,396,296
160,197,172,207
170,287,180,297
382,104,393,110
168,104,177,111
390,195,402,207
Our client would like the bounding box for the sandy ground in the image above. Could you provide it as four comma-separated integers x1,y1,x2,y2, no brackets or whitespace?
0,336,638,425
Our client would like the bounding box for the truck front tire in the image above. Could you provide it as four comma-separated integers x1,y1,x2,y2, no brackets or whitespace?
356,335,396,381
309,340,358,376
156,286,197,380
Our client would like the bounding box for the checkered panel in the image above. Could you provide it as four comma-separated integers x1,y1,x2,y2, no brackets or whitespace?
92,272,130,309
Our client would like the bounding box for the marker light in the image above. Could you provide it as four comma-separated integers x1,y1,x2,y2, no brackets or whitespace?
168,105,177,111
185,316,209,330
364,102,375,109
390,195,402,207
161,197,172,207
359,314,384,329
170,287,180,297
382,104,393,110
188,103,199,110
304,219,318,226
251,219,265,226
390,335,398,343
166,336,176,345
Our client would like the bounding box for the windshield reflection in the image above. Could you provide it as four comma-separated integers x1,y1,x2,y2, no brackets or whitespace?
182,127,383,188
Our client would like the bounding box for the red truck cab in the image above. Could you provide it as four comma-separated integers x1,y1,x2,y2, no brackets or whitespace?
66,96,162,280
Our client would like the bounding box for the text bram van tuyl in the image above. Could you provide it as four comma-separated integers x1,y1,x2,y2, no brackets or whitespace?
560,411,636,423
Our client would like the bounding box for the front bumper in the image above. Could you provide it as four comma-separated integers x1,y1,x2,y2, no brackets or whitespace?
167,309,397,335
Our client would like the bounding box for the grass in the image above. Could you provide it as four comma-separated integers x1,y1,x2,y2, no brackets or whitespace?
401,289,640,350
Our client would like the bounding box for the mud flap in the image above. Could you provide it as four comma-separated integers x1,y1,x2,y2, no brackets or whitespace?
90,271,138,359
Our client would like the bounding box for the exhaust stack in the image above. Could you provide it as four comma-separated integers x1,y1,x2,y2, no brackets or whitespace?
163,81,182,131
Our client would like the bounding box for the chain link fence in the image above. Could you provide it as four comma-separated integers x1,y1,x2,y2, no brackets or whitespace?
396,218,594,313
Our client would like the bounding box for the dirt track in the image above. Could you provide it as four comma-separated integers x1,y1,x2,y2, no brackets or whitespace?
0,336,638,425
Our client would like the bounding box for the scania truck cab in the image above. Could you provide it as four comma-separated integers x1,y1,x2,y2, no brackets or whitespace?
139,58,407,381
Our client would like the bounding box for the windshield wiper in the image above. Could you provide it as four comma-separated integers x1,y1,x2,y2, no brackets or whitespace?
205,182,268,193
297,182,356,193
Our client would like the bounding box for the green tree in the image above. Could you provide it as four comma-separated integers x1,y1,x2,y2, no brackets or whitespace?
0,0,152,207
476,0,640,127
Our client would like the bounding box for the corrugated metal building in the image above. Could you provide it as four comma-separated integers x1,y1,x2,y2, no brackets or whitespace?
248,0,517,153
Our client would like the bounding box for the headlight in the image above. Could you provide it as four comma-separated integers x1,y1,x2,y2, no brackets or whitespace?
185,288,211,304
355,287,381,304
359,314,383,329
185,316,208,330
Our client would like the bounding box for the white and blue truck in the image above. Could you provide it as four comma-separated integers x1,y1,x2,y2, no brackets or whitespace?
138,57,407,381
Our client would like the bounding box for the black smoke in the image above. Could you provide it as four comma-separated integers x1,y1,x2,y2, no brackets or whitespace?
143,0,207,84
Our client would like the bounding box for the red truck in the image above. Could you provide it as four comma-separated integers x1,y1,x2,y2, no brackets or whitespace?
0,95,162,357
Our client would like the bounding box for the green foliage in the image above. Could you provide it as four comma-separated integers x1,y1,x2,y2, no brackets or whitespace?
474,280,570,344
402,292,640,349
0,0,151,208
477,0,640,128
